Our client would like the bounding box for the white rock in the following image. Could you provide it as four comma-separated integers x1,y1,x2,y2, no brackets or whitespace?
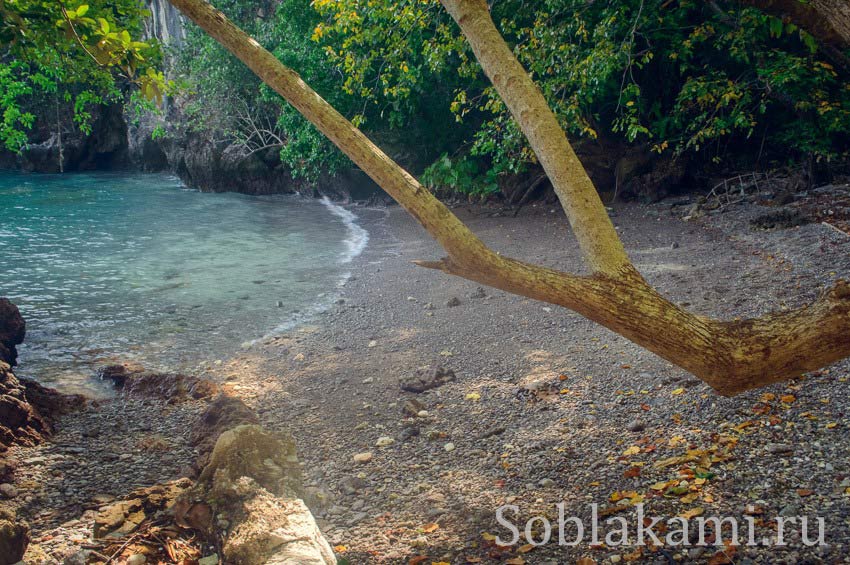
126,555,146,565
368,340,378,348
376,436,394,447
444,443,456,452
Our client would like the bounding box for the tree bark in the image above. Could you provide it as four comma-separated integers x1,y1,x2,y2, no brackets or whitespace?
167,0,850,396
738,0,850,51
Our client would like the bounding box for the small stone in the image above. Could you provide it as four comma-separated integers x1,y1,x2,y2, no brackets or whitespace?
402,399,425,417
376,436,394,447
362,377,374,384
446,297,461,307
470,287,487,299
407,296,417,302
766,443,794,455
423,303,435,310
353,452,373,464
293,353,305,362
610,555,622,564
626,420,645,433
444,443,456,452
417,410,429,418
126,555,146,565
0,483,17,499
368,340,378,348
538,478,556,488
198,554,219,565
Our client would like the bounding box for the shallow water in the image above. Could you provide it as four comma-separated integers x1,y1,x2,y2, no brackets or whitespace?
0,172,367,395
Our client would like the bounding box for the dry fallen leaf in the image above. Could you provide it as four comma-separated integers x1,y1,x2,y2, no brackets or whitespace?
421,522,440,533
780,394,796,404
623,445,641,456
760,393,776,402
517,544,535,554
796,489,814,497
333,545,347,553
679,507,704,519
465,392,481,402
576,558,597,565
671,388,685,395
504,558,526,565
408,557,429,565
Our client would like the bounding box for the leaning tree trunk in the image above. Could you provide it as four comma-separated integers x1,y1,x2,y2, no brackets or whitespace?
167,0,850,396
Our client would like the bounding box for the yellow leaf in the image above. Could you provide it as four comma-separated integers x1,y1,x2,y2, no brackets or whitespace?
517,543,535,553
679,507,704,519
826,422,838,429
780,394,796,403
760,393,776,402
481,532,496,541
505,558,525,565
623,446,641,456
422,523,439,533
465,392,481,402
671,388,685,395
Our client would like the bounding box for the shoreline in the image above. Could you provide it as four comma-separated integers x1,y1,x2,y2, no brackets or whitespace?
7,188,850,563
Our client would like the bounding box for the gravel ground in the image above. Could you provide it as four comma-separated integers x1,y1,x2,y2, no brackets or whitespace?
207,188,850,564
7,184,850,564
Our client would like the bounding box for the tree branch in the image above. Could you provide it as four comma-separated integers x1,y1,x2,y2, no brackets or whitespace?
167,0,850,396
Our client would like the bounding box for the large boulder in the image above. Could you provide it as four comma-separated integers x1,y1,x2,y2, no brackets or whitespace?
0,299,25,367
178,424,335,565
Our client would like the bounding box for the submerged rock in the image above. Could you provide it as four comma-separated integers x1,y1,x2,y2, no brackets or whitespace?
99,364,220,403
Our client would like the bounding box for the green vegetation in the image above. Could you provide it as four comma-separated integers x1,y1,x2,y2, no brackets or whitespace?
3,0,848,195
0,0,165,152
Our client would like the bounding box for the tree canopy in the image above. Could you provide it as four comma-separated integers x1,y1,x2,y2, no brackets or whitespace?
0,0,165,152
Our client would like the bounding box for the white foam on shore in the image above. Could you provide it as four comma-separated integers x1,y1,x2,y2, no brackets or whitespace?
320,197,370,264
248,198,369,346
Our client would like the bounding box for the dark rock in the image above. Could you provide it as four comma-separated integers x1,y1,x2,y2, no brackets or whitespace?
2,103,129,173
626,420,646,433
401,398,425,417
445,297,461,308
400,365,457,393
750,208,810,230
0,299,25,367
99,364,220,403
470,287,487,299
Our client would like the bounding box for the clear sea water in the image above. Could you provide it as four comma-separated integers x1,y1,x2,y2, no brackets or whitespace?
0,172,368,396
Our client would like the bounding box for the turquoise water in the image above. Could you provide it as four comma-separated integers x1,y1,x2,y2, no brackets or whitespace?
0,172,367,395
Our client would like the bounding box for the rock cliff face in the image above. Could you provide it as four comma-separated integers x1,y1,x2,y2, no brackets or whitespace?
0,104,130,173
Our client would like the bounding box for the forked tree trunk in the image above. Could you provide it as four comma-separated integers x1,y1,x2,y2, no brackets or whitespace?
167,0,850,396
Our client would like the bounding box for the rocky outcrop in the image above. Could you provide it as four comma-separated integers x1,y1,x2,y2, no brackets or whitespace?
1,103,130,173
99,363,220,402
0,299,84,452
177,424,336,564
0,299,25,367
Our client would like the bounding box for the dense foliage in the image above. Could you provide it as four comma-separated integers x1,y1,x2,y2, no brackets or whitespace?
0,0,165,152
4,0,849,195
311,0,850,193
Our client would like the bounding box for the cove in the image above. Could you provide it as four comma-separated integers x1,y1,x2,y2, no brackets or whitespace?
0,171,367,396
